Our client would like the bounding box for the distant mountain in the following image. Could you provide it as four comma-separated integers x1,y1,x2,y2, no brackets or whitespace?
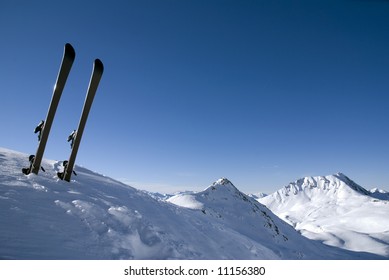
369,188,389,200
1,148,383,259
259,173,389,257
248,192,268,200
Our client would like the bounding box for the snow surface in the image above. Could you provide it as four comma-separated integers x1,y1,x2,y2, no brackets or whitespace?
248,192,268,199
259,173,389,257
0,148,386,259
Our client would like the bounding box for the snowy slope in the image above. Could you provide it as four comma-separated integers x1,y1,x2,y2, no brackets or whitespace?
259,173,389,257
0,148,385,259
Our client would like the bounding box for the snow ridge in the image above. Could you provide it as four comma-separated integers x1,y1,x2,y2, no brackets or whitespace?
1,148,386,259
259,173,389,257
267,173,374,206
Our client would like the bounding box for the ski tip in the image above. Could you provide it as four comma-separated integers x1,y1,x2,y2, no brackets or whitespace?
94,59,104,73
64,43,76,60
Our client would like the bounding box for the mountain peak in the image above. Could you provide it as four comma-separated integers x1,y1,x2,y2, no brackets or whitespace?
212,177,234,187
333,173,370,195
258,174,375,210
208,177,240,193
259,172,389,258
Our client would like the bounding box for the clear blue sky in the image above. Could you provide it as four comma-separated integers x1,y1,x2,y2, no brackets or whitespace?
1,0,388,194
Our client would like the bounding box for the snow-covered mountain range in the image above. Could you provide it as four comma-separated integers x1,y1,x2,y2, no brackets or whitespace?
259,173,389,257
0,147,387,259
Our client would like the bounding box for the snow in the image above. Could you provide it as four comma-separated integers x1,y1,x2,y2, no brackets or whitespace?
0,148,387,259
167,193,204,209
369,187,389,200
248,192,268,199
259,173,389,257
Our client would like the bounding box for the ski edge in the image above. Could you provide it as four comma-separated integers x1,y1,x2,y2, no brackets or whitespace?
23,43,76,175
59,58,104,182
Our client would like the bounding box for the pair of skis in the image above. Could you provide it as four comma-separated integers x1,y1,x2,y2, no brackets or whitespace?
22,43,104,182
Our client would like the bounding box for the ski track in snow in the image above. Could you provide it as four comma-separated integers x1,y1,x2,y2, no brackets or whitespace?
0,148,388,260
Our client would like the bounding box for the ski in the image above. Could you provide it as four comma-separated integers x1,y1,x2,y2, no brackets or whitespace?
23,43,75,175
58,59,104,182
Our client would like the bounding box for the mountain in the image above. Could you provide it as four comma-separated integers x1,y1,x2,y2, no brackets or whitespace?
248,192,268,200
369,188,389,200
0,148,385,259
259,173,389,257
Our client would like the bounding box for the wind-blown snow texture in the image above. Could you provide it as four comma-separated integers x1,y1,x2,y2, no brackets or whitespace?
0,148,386,259
259,173,389,258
